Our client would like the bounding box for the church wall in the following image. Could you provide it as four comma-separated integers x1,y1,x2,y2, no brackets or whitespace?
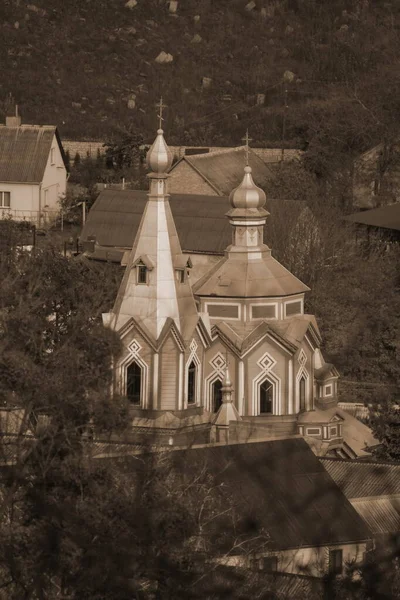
293,342,314,413
244,338,288,416
159,334,180,410
116,326,154,409
184,329,206,408
203,339,237,413
168,161,218,196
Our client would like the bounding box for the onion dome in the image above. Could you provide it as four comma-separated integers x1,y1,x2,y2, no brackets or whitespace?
146,128,173,174
229,165,266,209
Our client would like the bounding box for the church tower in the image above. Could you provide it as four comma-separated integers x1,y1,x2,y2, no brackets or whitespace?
103,104,211,440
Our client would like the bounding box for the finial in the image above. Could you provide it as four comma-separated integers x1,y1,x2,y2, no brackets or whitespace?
241,130,253,167
156,97,167,130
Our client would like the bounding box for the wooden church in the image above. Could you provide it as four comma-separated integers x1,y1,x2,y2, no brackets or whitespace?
102,123,375,458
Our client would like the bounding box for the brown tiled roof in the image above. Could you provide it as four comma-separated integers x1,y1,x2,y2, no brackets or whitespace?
169,146,273,196
344,203,400,232
321,458,400,498
0,125,61,183
81,190,305,256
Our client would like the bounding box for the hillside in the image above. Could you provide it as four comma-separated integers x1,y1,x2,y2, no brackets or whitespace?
1,0,400,154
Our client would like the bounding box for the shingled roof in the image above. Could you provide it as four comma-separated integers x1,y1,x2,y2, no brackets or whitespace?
0,125,64,183
81,190,306,256
169,146,273,196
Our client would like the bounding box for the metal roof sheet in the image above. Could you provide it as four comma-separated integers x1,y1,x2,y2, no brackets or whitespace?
81,190,304,255
351,497,400,535
171,146,273,195
192,253,310,298
321,458,400,498
164,439,371,550
344,203,400,232
0,125,57,182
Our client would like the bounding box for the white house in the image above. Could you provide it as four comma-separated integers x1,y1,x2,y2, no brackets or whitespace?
0,112,67,226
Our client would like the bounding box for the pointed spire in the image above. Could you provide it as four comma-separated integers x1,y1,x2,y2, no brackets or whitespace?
104,120,199,342
213,364,241,426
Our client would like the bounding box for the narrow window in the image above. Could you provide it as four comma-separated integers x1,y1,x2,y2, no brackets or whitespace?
0,191,11,208
188,361,196,404
176,269,185,283
137,264,148,284
127,362,141,405
299,377,306,411
260,380,273,414
262,556,278,572
329,549,343,576
50,147,55,165
212,379,223,413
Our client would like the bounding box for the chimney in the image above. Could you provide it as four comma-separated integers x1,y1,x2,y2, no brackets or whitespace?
6,105,22,128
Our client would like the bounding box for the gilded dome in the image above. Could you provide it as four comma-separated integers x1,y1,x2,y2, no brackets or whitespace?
229,166,266,209
146,128,173,174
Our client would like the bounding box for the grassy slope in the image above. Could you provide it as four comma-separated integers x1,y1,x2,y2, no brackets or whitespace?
0,0,398,145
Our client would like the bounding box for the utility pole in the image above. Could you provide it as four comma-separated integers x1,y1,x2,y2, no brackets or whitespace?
281,84,289,165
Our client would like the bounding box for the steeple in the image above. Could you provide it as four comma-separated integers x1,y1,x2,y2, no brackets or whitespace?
103,102,199,342
193,133,309,299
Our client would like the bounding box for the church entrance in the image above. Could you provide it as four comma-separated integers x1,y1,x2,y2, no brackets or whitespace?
212,379,223,413
260,379,273,414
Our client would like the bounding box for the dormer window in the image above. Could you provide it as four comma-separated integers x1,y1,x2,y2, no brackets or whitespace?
137,264,148,284
132,254,154,285
174,256,192,284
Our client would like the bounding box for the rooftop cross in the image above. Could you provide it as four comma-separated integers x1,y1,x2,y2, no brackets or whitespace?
156,97,167,129
241,130,252,166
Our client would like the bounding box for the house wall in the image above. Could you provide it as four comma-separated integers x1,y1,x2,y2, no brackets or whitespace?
220,542,367,578
0,183,39,221
168,161,219,196
41,134,67,213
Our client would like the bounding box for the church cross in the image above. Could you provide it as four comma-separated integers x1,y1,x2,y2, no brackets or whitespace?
156,97,167,129
241,130,252,166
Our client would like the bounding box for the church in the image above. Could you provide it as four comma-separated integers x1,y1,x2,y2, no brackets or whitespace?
102,123,375,458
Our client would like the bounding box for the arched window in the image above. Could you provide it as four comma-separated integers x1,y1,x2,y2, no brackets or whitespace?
299,377,306,412
212,379,223,413
188,361,196,404
127,361,141,405
260,380,273,414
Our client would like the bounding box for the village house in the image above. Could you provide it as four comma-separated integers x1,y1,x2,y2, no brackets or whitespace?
0,109,68,226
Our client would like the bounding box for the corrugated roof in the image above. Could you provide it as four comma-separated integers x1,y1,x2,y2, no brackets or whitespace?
350,497,400,535
133,439,370,550
171,146,273,196
321,458,400,498
81,190,304,255
0,125,58,182
344,203,400,232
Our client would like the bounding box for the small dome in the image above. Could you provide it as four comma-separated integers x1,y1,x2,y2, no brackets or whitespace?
229,166,266,209
146,128,173,174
